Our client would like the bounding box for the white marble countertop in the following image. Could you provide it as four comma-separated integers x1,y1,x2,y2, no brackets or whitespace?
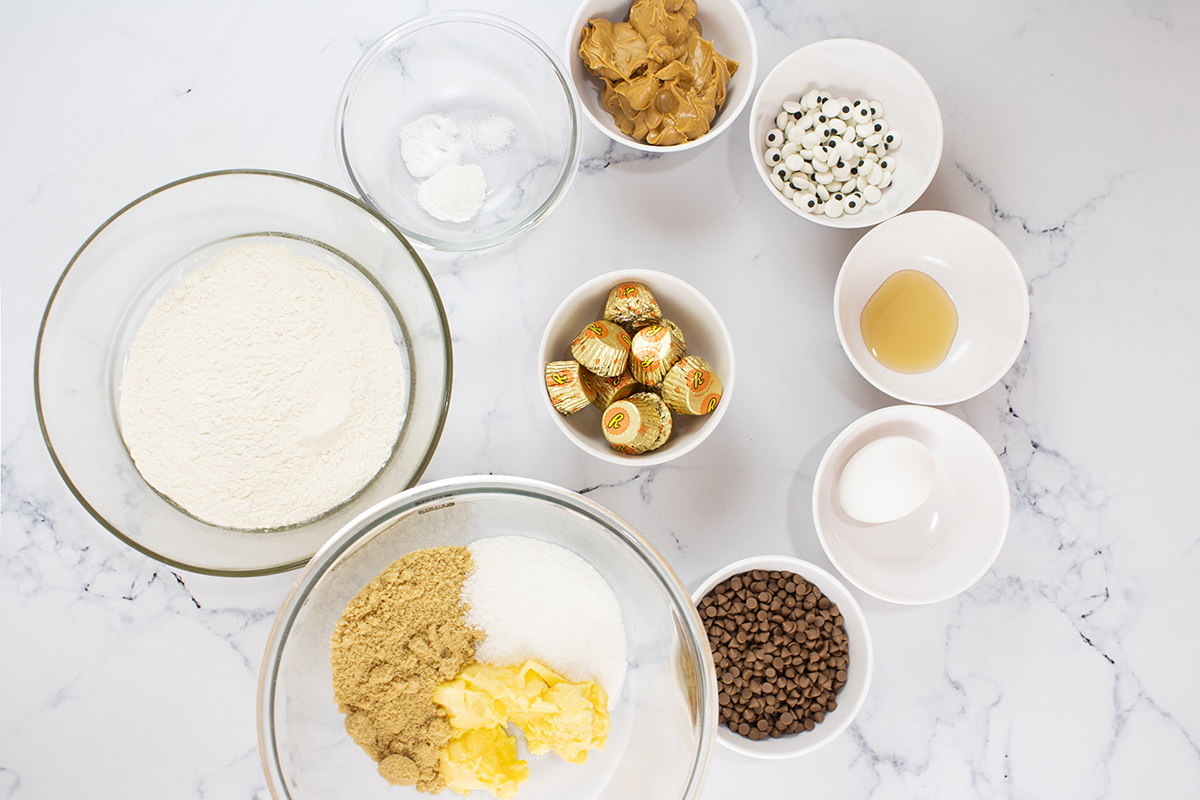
4,1,1199,797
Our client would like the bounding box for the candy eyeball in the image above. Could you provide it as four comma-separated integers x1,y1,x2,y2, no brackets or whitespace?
763,88,902,219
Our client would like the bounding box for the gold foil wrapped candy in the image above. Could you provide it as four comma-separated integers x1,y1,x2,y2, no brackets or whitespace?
545,360,599,415
592,370,639,409
629,390,673,450
629,319,686,388
662,355,723,415
571,320,631,377
601,393,665,455
578,0,740,146
604,282,661,328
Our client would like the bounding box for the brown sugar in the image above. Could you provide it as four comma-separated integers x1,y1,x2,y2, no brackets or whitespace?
331,546,483,794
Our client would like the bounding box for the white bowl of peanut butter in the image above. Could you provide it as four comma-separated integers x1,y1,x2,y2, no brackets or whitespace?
567,0,758,152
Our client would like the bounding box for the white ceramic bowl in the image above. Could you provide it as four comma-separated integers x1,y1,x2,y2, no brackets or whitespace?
813,405,1011,605
834,210,1030,405
566,0,758,153
337,12,582,251
749,38,943,228
539,269,734,465
691,555,873,759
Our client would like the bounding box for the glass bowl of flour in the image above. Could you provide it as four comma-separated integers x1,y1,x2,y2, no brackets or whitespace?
259,475,717,800
337,12,583,252
35,170,452,575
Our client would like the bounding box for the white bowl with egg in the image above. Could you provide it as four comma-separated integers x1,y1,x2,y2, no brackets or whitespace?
835,210,1030,405
566,0,758,153
749,38,943,228
813,405,1011,605
539,269,735,465
691,555,873,758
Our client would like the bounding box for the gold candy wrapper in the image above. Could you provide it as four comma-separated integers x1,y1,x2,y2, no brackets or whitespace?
571,319,631,377
629,391,673,450
545,360,599,415
629,319,686,388
604,282,661,328
593,370,639,409
662,355,723,415
601,394,663,455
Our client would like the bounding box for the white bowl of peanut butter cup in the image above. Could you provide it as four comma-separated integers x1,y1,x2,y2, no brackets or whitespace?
539,269,735,465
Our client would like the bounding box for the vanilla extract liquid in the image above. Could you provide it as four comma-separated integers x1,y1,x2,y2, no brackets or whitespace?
859,269,958,374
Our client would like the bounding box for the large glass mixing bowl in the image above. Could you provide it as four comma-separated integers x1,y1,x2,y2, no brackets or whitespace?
35,170,452,575
257,475,717,800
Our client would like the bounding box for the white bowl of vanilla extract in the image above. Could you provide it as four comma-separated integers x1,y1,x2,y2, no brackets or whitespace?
834,210,1029,406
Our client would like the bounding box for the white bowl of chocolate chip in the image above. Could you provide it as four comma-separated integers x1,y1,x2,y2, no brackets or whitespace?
748,38,943,228
539,269,735,465
692,555,873,758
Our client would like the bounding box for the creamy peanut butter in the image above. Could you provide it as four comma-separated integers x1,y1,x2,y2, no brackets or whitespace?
579,0,739,146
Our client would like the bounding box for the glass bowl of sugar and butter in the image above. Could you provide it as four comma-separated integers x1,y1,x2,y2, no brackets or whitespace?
258,475,717,800
337,12,583,252
35,170,452,575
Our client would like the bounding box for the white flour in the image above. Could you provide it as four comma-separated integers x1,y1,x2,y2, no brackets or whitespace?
118,242,406,530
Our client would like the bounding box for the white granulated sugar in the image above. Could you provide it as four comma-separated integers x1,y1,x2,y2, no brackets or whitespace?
399,114,465,178
471,115,515,154
465,536,628,706
417,163,486,223
118,242,406,530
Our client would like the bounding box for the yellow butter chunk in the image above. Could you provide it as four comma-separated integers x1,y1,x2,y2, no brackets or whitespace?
440,725,529,800
433,659,610,796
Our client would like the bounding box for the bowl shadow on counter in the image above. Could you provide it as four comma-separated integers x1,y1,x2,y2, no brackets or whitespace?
783,419,901,617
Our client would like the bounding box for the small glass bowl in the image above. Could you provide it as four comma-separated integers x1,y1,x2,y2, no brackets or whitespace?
337,12,583,251
258,475,717,800
35,170,452,576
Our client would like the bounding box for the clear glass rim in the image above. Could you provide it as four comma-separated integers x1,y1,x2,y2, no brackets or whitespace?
33,168,454,577
335,10,584,252
256,474,718,799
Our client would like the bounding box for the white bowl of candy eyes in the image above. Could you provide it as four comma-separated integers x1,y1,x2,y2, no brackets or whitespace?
748,38,943,228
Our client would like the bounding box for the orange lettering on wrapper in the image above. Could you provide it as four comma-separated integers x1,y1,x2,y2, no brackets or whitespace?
603,408,630,435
